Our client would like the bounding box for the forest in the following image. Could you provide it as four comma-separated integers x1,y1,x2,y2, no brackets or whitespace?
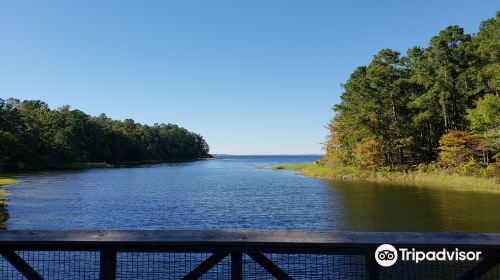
0,98,210,171
323,12,499,178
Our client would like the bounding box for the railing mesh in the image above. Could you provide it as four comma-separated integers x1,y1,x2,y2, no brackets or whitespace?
116,252,231,279
1,251,100,279
0,251,499,279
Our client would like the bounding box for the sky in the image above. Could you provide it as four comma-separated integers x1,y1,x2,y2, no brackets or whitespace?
0,1,498,155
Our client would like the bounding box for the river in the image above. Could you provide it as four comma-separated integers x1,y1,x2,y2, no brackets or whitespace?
3,155,500,231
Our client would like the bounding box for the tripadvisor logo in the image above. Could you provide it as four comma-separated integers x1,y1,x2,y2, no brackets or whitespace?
375,244,398,267
374,244,482,267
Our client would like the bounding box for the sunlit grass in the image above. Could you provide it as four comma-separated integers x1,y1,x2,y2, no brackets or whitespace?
270,162,499,192
0,178,16,185
0,179,12,207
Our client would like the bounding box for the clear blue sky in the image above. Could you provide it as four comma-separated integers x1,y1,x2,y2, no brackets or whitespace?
0,1,498,154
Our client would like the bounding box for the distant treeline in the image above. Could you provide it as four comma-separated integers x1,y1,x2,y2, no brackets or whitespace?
324,12,499,177
0,99,210,171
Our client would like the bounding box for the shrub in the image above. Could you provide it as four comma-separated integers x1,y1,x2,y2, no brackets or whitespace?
456,157,480,176
479,164,497,178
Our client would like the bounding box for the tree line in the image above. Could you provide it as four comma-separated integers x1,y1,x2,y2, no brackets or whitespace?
324,12,499,177
0,98,210,171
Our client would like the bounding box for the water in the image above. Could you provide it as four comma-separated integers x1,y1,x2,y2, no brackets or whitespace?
3,155,500,231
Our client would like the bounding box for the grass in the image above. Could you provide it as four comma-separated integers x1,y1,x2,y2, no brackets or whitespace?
0,189,7,200
0,178,16,185
0,179,14,207
271,162,499,192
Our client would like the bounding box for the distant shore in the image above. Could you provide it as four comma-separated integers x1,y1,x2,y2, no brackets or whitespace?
270,162,499,192
1,157,215,173
60,158,215,170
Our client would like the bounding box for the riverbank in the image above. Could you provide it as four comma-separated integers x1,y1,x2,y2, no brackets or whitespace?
1,157,215,173
271,162,499,192
61,158,216,170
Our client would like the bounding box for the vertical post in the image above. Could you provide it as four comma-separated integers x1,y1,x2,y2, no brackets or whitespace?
231,252,243,280
100,251,117,280
366,255,379,280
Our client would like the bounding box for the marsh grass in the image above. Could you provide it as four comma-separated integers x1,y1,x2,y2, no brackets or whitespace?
0,178,16,185
0,179,13,207
271,162,499,192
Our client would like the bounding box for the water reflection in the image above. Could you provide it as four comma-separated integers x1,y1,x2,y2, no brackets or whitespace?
324,180,500,232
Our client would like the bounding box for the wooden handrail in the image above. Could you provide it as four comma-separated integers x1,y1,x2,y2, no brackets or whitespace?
0,230,499,248
0,230,499,280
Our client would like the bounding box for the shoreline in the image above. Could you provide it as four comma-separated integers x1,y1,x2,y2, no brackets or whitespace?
270,162,499,193
0,157,215,174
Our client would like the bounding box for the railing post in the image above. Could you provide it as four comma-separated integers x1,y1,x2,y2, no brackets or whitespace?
100,250,117,280
231,252,243,280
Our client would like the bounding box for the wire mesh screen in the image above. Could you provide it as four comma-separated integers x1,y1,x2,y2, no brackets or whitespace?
116,252,230,279
0,251,499,279
243,254,367,280
1,251,99,280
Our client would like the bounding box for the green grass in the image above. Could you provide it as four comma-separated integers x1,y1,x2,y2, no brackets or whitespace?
0,178,16,186
0,179,13,207
271,162,499,192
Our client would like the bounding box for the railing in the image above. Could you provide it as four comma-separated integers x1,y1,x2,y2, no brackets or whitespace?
0,230,499,279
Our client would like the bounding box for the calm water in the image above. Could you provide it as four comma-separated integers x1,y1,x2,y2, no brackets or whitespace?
3,155,500,231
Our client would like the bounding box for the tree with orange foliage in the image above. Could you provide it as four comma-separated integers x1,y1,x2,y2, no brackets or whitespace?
438,130,478,167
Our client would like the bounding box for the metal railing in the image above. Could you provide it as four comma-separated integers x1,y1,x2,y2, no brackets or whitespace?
0,230,499,279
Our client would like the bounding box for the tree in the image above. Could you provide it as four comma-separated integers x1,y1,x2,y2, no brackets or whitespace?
467,94,500,134
0,98,210,171
467,94,500,162
438,130,477,167
475,12,500,96
324,12,500,172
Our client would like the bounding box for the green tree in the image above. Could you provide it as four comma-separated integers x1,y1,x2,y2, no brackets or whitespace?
0,98,210,171
467,94,500,134
324,12,500,172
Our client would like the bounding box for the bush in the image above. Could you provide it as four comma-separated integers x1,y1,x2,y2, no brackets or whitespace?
479,164,497,178
456,157,480,176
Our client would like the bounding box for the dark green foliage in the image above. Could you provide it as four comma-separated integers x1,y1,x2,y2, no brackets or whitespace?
325,12,500,173
0,98,210,171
